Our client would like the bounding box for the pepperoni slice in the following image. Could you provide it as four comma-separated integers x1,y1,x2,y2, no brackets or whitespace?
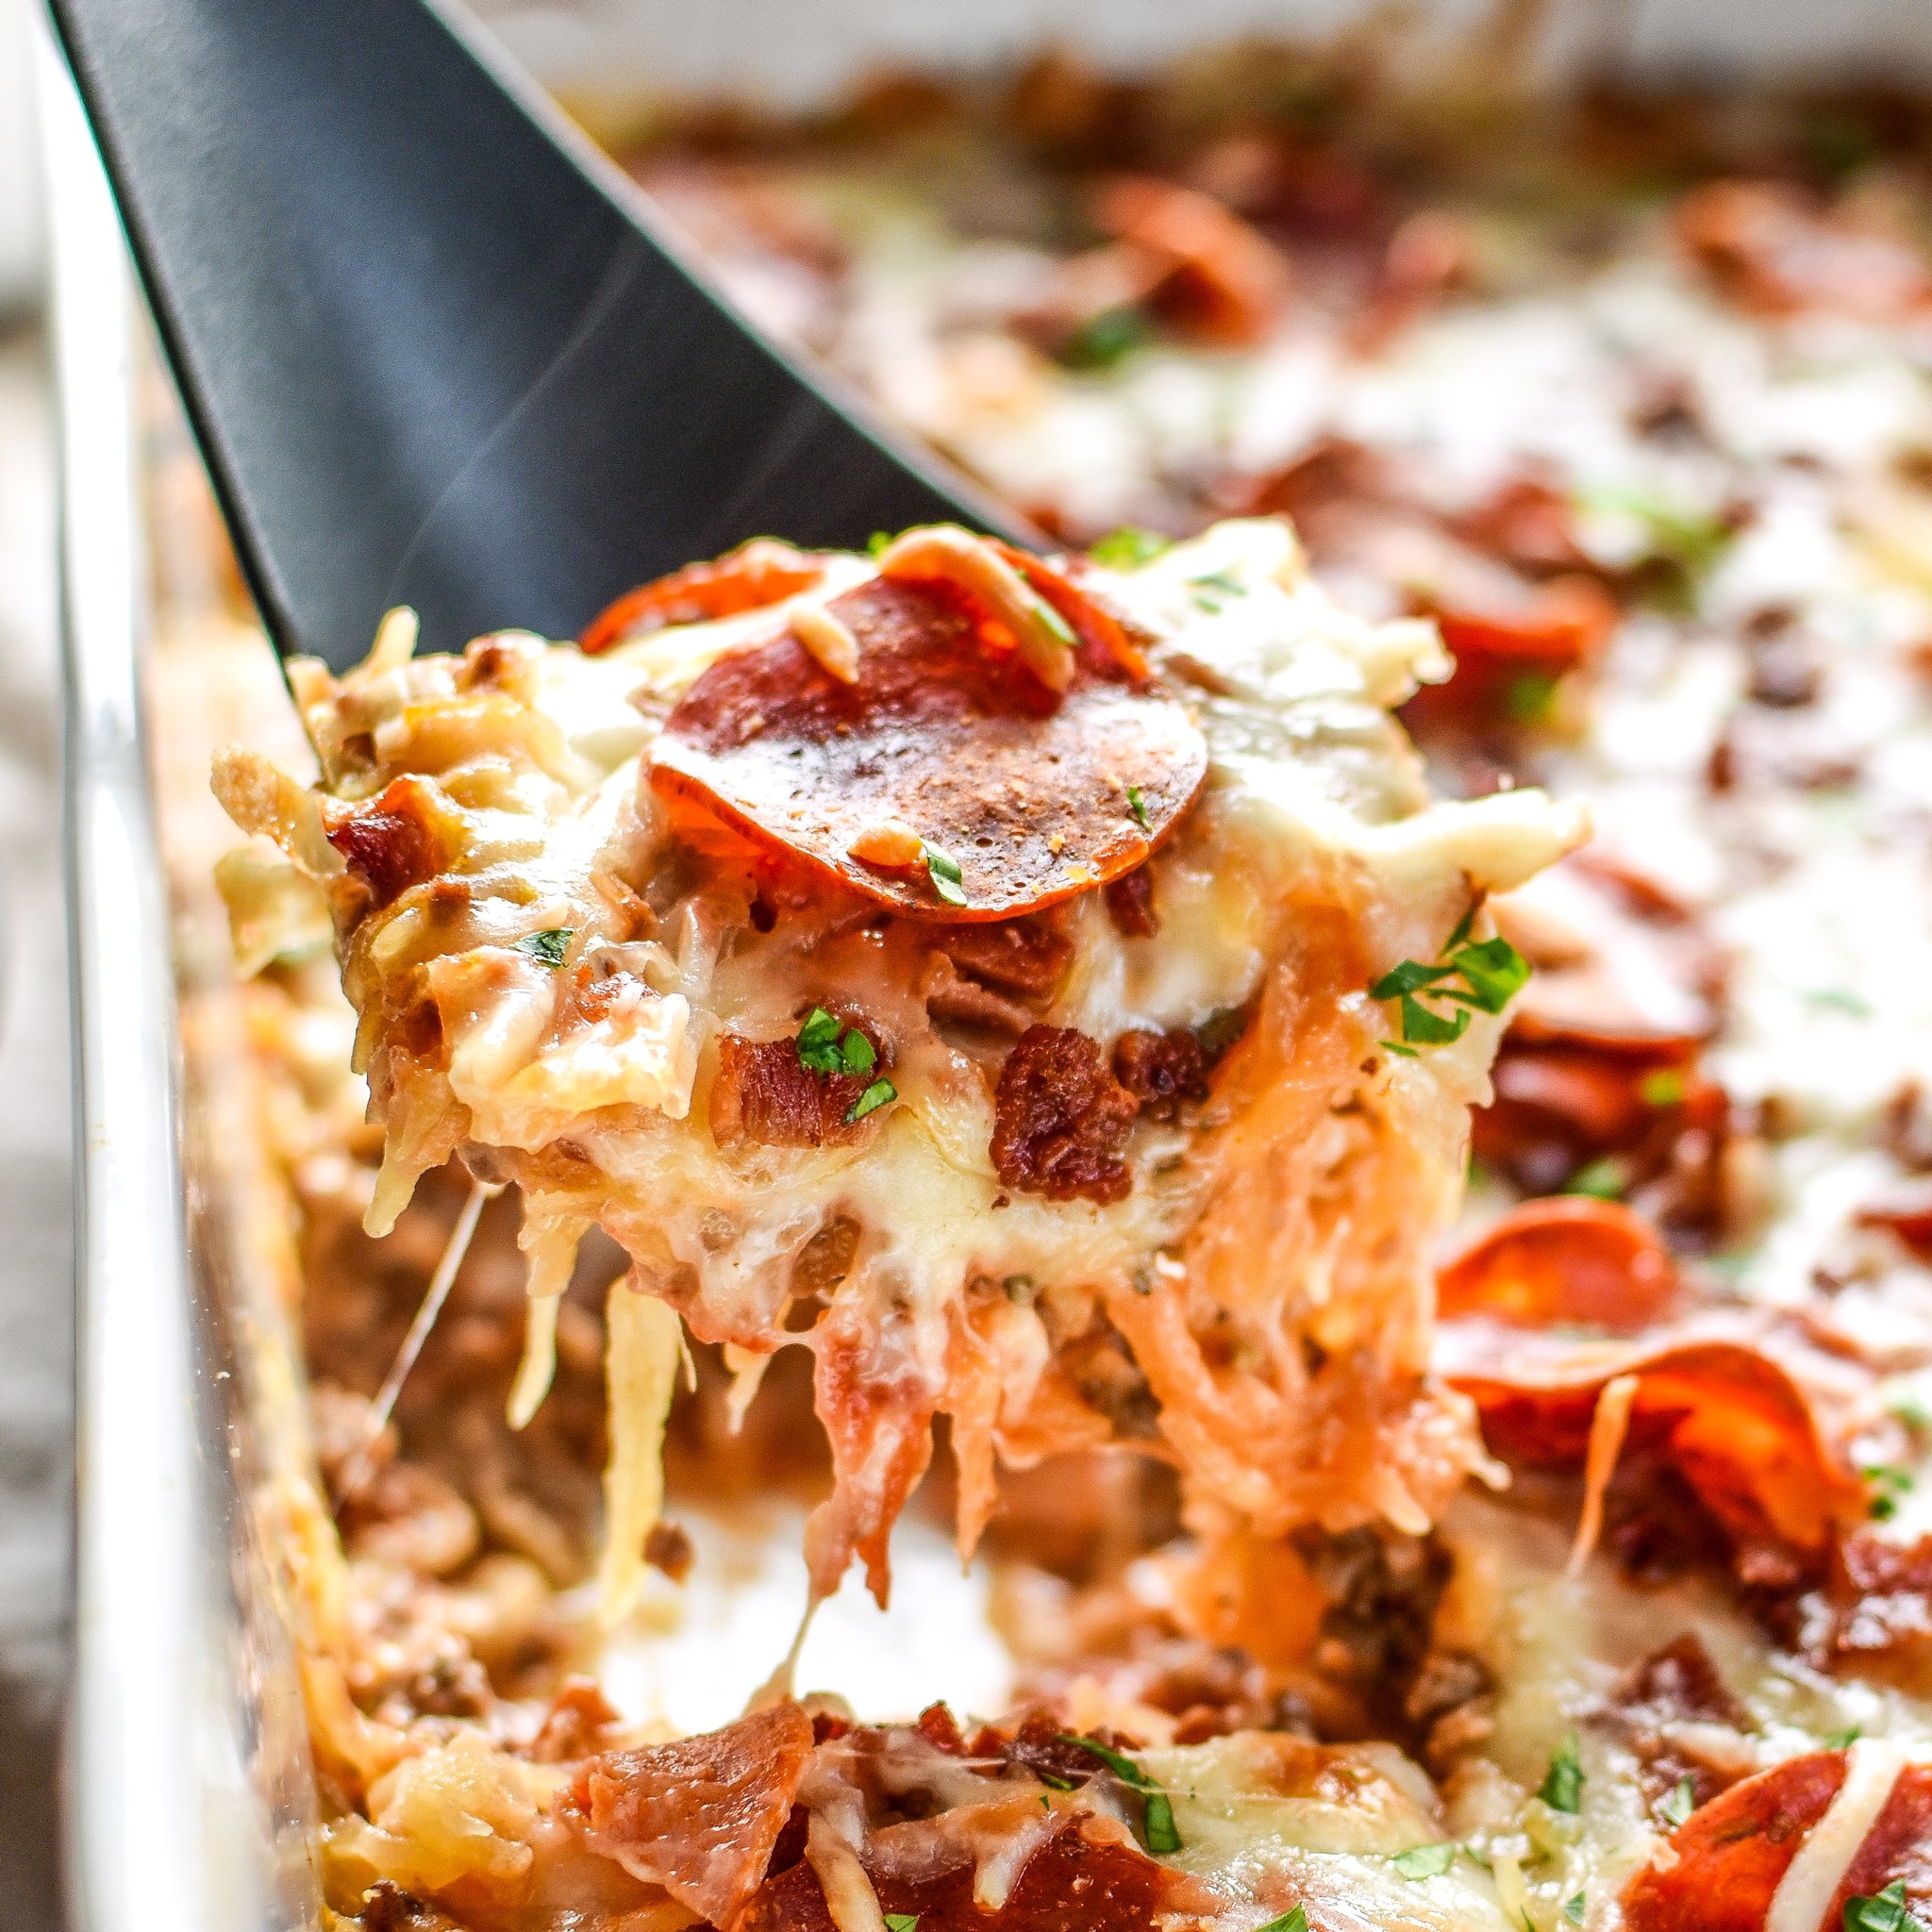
648,576,1208,922
1437,1198,1676,1333
1827,1763,1932,1924
739,1817,1206,1932
1436,1330,1864,1563
1622,1751,1848,1932
580,539,827,656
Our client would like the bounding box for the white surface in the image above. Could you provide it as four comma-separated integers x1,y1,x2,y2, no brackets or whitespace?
0,0,44,312
474,0,1932,109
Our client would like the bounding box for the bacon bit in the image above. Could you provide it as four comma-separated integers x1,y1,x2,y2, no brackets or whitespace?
991,1026,1139,1205
1568,1372,1640,1576
932,916,1073,1001
643,1519,695,1582
709,1030,885,1150
1855,1176,1932,1260
1805,1531,1932,1676
1621,1751,1849,1932
1405,575,1618,731
1437,1331,1865,1575
1595,1634,1757,1811
575,1702,816,1927
1674,179,1932,323
1112,1027,1211,1123
1095,175,1292,348
922,955,1034,1037
1353,209,1473,350
877,525,1076,694
1437,1197,1677,1333
579,539,826,656
651,576,1206,923
324,775,446,909
1104,867,1158,938
847,818,925,870
1457,475,1596,577
739,1812,1205,1932
527,1674,623,1764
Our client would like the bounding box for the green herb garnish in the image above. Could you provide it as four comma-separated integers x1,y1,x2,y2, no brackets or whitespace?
1565,1896,1587,1926
1392,1843,1457,1879
845,1077,897,1124
1127,785,1150,831
1539,1731,1585,1814
1864,1465,1913,1521
1369,908,1529,1052
1254,1910,1308,1932
515,927,573,969
1844,1880,1920,1932
1566,1156,1628,1201
1061,1734,1183,1854
883,1917,919,1932
1824,1725,1862,1749
1062,304,1152,371
1639,1068,1687,1107
796,1009,877,1079
1090,527,1171,570
922,841,968,908
868,530,893,558
1034,597,1077,647
1659,1775,1696,1827
1506,673,1558,724
795,1008,844,1072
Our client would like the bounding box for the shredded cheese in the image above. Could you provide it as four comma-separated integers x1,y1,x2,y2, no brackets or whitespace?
595,1275,686,1625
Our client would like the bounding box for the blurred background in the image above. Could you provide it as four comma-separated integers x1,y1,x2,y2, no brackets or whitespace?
6,0,1932,1927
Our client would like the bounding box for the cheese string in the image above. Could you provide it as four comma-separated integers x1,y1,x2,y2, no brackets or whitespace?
1566,1372,1640,1578
335,1176,494,1503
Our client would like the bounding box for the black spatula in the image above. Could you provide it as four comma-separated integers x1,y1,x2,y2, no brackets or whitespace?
47,0,1029,671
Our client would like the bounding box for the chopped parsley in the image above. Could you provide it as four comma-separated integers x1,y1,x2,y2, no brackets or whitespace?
1506,672,1558,724
1369,905,1529,1051
883,1918,920,1932
1253,1910,1308,1932
1565,1895,1587,1926
1577,483,1734,589
868,530,893,558
1034,596,1077,648
1539,1730,1585,1814
1127,785,1151,830
1566,1155,1628,1201
1844,1880,1921,1932
1888,1384,1932,1432
1392,1842,1457,1879
1062,304,1152,371
845,1077,897,1124
1864,1464,1914,1522
1061,1735,1183,1854
1639,1068,1687,1107
922,841,968,908
795,1008,876,1078
1824,1725,1862,1749
514,927,573,969
1658,1775,1696,1827
1090,526,1171,570
1188,567,1248,615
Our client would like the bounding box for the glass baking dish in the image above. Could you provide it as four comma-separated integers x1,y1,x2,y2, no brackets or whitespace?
45,7,1932,1932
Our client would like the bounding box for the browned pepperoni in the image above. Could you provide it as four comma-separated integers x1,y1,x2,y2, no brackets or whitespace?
575,1703,815,1929
1622,1752,1848,1932
739,1817,1205,1932
580,539,827,655
648,577,1207,923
